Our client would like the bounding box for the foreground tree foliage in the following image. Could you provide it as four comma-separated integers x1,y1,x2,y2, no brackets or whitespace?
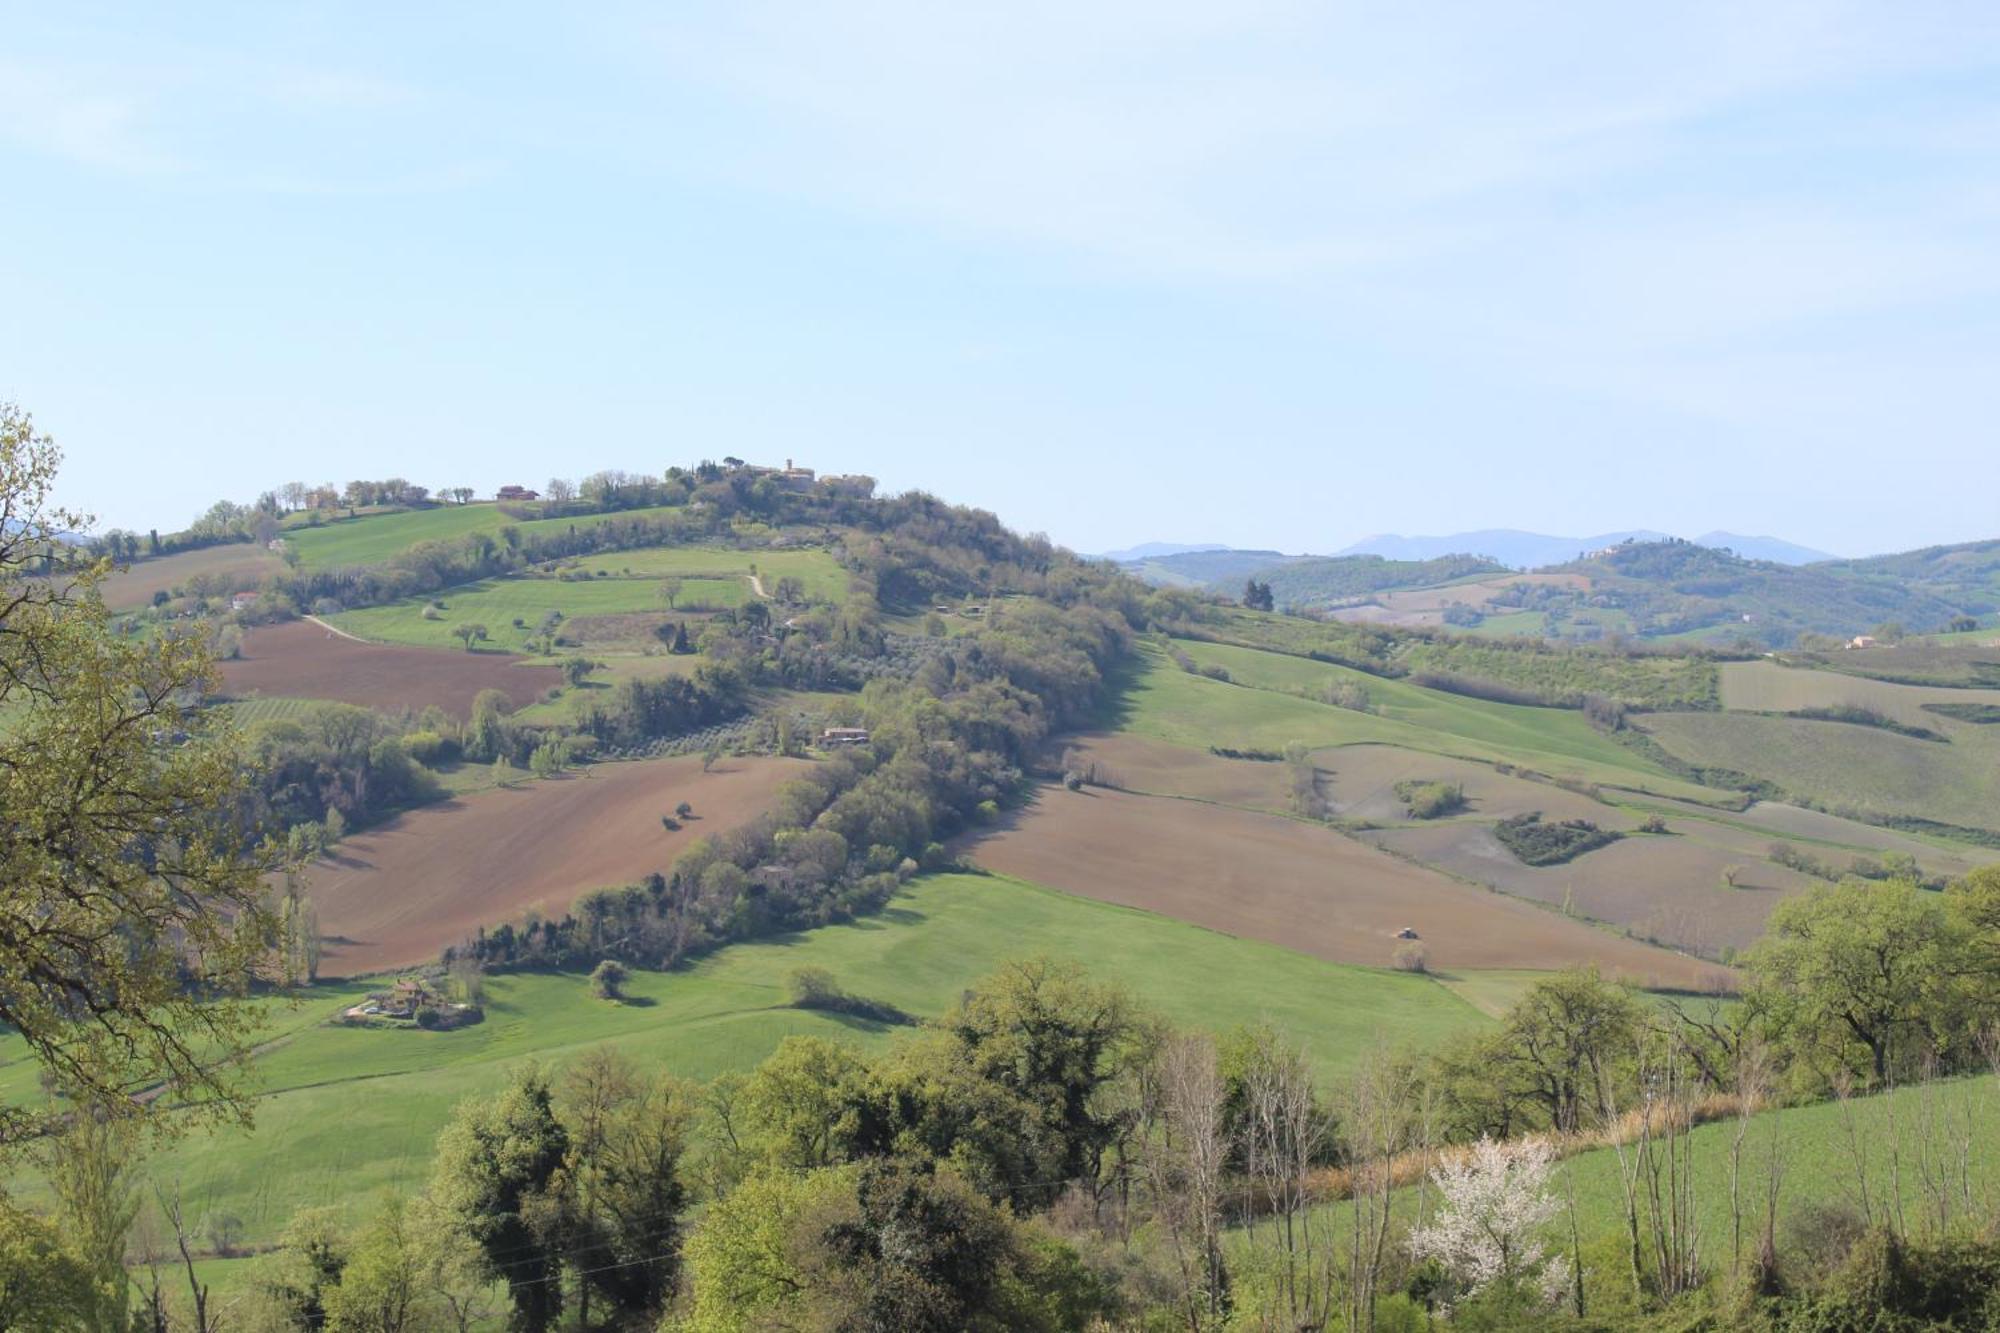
0,405,283,1140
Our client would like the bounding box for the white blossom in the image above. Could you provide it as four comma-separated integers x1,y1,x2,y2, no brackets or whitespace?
1409,1135,1570,1307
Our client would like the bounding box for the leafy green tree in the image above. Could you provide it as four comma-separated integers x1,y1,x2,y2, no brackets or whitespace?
0,404,284,1136
324,1198,424,1333
450,622,488,651
590,958,628,1000
42,1110,141,1333
1747,879,1971,1086
467,689,513,763
944,958,1141,1203
559,655,593,687
681,1168,850,1333
428,1067,570,1332
528,741,564,779
1495,968,1642,1133
737,1036,870,1171
560,1055,696,1320
0,1201,93,1330
263,1207,350,1332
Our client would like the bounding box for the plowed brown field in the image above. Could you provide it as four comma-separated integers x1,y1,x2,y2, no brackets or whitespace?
961,784,1724,989
99,543,286,609
309,754,809,976
221,620,561,716
1055,733,1296,811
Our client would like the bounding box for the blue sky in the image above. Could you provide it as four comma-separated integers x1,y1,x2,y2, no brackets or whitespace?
3,3,1998,557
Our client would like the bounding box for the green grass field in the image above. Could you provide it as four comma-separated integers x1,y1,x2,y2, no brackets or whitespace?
1281,1072,2000,1283
283,505,515,569
1,873,1489,1251
329,575,741,650
285,503,725,571
576,546,849,602
1131,641,1719,803
220,696,331,726
1647,710,2000,836
325,547,846,651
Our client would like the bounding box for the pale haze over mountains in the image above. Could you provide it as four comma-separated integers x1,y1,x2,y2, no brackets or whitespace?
1097,529,1840,570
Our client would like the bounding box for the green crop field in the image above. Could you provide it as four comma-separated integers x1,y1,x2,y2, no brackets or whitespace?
324,548,847,650
1,873,1489,1254
283,504,515,569
284,503,723,570
1719,658,2000,726
1648,709,2000,837
1131,641,1719,802
221,696,333,726
573,545,849,602
329,574,744,650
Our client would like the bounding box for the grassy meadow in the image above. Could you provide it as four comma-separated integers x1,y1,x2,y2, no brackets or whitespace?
283,504,515,569
1277,1072,2000,1288
1,873,1491,1253
1646,710,2000,837
325,547,846,651
1126,640,1719,803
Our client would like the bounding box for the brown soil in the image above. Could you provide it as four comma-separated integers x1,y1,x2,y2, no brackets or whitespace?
961,784,1723,989
99,544,287,609
1320,745,1630,826
1053,733,1296,811
308,754,809,976
1327,573,1592,628
220,619,562,716
1365,823,1815,959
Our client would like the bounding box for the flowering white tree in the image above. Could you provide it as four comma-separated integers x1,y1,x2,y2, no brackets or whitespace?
1409,1135,1571,1308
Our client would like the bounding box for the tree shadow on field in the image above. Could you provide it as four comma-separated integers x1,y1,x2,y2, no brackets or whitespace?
1084,655,1142,733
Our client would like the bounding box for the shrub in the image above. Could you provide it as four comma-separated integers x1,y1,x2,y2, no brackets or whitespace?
1493,812,1620,866
786,966,911,1024
1394,779,1466,819
1392,941,1429,973
1198,663,1232,682
1324,679,1375,712
1638,814,1669,834
590,959,629,1000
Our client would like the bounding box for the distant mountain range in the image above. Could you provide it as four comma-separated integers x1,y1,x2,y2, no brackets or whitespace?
1101,530,1839,576
1337,529,1838,569
1087,541,1230,564
1105,532,2000,646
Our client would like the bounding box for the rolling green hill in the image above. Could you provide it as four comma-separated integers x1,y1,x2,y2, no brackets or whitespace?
2,873,1489,1253
1125,639,1720,803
